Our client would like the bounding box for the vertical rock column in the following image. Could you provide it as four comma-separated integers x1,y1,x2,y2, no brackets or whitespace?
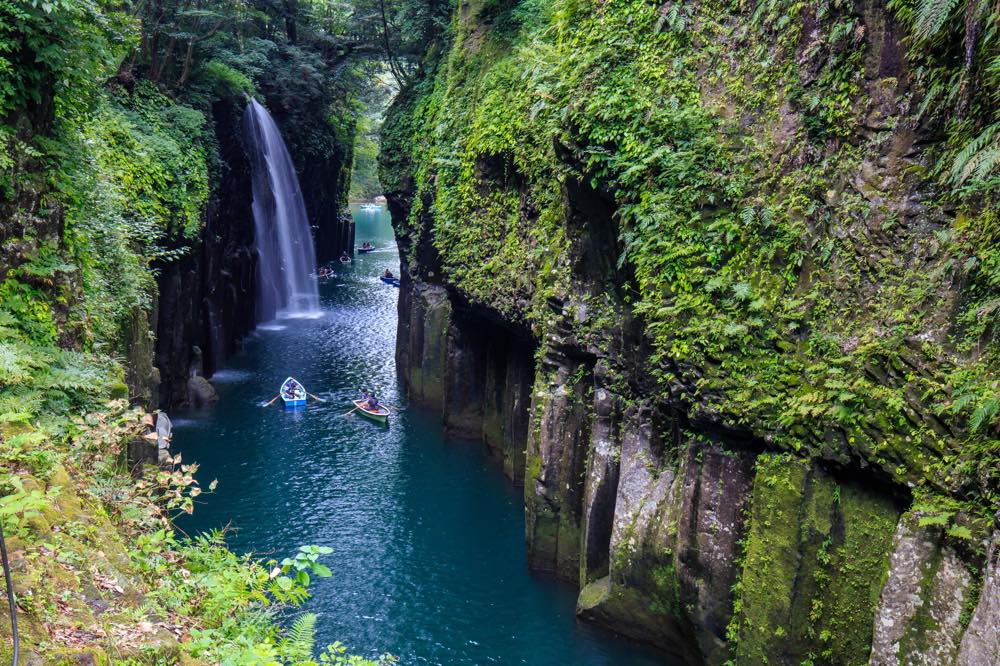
730,455,900,665
870,512,974,665
482,337,533,484
524,353,593,580
577,410,755,664
958,514,1000,665
397,282,451,408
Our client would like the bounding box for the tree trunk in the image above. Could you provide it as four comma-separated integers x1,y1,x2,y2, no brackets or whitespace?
283,0,298,43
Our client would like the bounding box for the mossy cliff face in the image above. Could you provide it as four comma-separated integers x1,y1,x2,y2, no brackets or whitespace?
382,0,1000,661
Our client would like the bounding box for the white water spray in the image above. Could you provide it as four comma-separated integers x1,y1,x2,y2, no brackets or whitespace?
243,99,319,320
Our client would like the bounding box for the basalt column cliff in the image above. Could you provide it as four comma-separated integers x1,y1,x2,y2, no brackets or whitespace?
380,0,1000,663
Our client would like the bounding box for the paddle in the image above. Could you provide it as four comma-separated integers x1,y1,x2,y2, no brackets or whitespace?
343,406,360,417
307,392,326,402
262,394,281,407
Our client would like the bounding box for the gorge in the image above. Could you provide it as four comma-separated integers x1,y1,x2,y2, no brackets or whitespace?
1,0,999,664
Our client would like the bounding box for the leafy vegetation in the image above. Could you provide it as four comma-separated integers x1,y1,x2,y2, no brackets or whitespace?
0,0,399,661
384,0,1000,517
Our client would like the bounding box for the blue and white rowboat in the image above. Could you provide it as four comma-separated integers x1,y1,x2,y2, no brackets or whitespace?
280,377,307,408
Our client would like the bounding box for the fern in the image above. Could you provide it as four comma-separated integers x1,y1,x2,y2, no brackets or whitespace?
949,123,1000,184
279,612,317,663
914,0,963,39
969,397,999,433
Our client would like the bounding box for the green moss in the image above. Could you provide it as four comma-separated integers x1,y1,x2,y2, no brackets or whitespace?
730,455,898,664
383,0,1000,515
649,562,684,619
731,454,809,662
578,576,611,610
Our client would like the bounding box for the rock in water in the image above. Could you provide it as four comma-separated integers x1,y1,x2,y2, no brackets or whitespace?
187,376,219,406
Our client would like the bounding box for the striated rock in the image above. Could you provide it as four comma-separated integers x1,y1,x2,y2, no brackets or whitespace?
580,386,620,585
673,440,756,663
396,282,451,407
481,337,533,484
524,357,592,580
731,456,900,665
957,518,1000,665
870,512,973,665
443,310,486,438
579,418,755,664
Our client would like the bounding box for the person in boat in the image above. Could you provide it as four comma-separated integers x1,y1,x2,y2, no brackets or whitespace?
383,269,394,279
365,393,379,410
340,251,350,262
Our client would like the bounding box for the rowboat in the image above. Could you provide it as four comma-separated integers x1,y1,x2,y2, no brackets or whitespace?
280,377,307,408
352,399,390,423
339,256,352,264
357,244,375,254
379,276,400,287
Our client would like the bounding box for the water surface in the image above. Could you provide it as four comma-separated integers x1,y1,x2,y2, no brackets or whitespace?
173,205,672,665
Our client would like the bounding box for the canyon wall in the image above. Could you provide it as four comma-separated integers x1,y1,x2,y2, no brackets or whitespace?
154,98,355,409
381,0,1000,662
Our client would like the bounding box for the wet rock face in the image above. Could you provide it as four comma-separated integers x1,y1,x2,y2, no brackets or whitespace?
186,375,219,407
154,97,353,409
581,417,755,664
397,281,451,407
155,100,257,409
674,441,756,662
394,275,536,483
580,386,620,584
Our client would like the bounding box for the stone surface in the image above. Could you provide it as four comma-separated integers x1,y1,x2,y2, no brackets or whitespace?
524,356,591,580
397,282,451,407
957,517,1000,665
732,456,900,665
871,512,973,666
580,386,620,585
186,375,218,406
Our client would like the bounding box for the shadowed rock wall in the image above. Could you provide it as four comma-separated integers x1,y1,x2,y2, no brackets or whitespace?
380,0,1000,660
155,99,354,409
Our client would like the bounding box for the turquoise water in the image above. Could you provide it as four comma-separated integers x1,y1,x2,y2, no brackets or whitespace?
172,205,673,665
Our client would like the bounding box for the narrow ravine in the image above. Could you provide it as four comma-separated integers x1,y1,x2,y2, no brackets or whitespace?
172,205,671,665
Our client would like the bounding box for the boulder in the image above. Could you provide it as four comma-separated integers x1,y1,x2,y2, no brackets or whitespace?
186,375,218,406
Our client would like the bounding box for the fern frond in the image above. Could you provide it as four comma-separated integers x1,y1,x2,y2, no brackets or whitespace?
949,123,1000,184
915,0,963,38
279,612,317,663
969,398,999,433
969,147,1000,183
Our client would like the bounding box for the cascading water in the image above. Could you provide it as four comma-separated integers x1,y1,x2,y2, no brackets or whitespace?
243,98,319,320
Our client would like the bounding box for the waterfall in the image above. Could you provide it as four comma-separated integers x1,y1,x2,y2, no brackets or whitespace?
243,98,319,320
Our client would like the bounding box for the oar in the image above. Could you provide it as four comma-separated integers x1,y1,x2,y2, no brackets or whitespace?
307,392,326,402
343,406,360,417
262,394,281,407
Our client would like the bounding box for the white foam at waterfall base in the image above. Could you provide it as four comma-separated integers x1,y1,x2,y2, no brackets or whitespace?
243,99,320,322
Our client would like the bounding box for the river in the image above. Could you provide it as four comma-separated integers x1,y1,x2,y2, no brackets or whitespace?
172,205,671,665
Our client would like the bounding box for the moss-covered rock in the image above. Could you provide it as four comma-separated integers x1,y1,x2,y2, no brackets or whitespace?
730,455,899,664
871,512,974,665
